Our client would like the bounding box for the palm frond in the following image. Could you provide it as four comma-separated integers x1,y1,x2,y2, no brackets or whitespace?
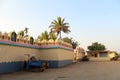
62,18,65,24
49,17,70,39
63,26,70,28
49,25,55,28
58,17,62,25
63,23,69,26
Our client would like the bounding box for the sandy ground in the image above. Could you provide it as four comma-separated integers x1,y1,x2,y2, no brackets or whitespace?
1,61,120,80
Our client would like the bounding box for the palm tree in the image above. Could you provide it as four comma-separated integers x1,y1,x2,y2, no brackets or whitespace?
49,32,57,41
38,31,49,41
18,30,24,37
49,17,70,39
62,37,72,44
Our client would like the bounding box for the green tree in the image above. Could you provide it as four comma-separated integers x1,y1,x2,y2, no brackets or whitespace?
49,32,57,41
71,40,79,49
62,37,72,44
88,42,106,51
38,31,49,41
49,17,70,39
62,37,79,49
18,30,24,37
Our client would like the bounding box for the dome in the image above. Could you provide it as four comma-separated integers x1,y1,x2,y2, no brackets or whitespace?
2,32,8,36
48,39,54,43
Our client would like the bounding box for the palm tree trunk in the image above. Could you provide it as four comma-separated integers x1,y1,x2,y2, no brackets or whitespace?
59,31,62,39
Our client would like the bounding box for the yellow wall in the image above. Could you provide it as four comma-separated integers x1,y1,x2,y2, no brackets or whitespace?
57,49,74,60
108,52,115,58
38,49,58,60
0,44,40,62
38,48,74,61
0,44,74,63
87,51,116,61
89,57,110,61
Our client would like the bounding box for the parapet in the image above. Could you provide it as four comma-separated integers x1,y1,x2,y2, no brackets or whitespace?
0,31,73,49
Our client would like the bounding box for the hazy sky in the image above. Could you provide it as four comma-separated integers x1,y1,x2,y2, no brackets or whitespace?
0,0,120,52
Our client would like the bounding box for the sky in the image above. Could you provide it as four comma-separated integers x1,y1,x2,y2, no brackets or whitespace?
0,0,120,52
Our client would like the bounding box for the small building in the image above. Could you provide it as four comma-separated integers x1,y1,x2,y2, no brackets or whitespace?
87,50,116,61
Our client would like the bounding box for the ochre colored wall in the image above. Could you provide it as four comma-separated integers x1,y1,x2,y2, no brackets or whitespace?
0,44,74,62
0,44,40,62
38,48,74,61
108,52,115,58
0,44,74,74
89,57,110,61
57,49,74,60
38,49,59,60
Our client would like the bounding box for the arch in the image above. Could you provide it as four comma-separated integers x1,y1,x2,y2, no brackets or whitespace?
30,37,34,45
11,32,17,42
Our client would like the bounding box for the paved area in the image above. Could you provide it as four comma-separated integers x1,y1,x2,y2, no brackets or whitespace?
1,61,120,80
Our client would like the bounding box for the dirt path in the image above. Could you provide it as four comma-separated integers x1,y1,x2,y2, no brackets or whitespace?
0,61,120,80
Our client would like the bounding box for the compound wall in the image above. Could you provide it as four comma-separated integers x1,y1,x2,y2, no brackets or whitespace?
0,40,73,74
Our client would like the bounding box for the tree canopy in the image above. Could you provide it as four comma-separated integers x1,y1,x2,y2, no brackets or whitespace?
71,40,79,49
18,27,29,37
62,37,72,44
18,30,24,37
49,32,57,41
49,16,70,39
38,31,57,41
88,42,106,51
38,31,49,41
62,37,79,49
